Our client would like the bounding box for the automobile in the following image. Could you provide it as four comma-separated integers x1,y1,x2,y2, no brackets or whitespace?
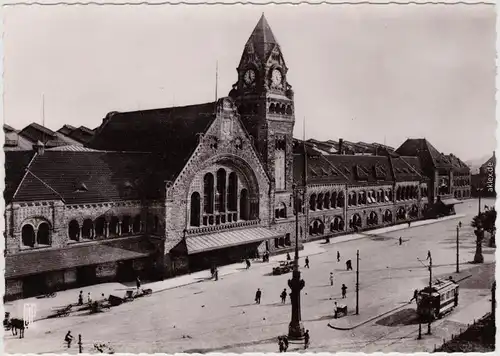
272,261,294,275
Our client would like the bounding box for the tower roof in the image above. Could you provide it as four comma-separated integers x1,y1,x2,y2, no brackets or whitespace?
245,14,279,61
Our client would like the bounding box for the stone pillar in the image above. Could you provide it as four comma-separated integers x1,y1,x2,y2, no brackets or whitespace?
80,226,84,239
104,222,109,238
91,225,95,239
117,222,122,236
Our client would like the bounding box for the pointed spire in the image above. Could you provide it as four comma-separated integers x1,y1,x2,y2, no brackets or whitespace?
246,13,279,60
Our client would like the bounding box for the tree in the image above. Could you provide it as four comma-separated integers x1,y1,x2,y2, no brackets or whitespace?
471,208,497,263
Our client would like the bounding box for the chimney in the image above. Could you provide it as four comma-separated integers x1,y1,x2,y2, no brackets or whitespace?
338,138,344,155
33,140,45,155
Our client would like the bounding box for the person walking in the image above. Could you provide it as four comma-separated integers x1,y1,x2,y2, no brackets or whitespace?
87,292,92,304
286,252,291,261
458,221,462,229
255,288,262,304
341,284,347,299
283,335,289,351
214,267,219,281
278,337,284,352
409,289,418,303
304,329,310,349
337,251,340,262
78,291,83,306
246,259,251,269
305,256,310,268
329,272,334,286
346,260,353,271
280,289,287,304
64,331,74,348
136,276,141,290
399,237,403,246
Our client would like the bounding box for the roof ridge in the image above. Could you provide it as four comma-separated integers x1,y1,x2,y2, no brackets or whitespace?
12,152,38,201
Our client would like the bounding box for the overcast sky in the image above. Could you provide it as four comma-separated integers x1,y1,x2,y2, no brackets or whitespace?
3,4,496,161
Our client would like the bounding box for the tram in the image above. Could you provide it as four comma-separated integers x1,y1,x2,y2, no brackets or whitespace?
416,278,459,321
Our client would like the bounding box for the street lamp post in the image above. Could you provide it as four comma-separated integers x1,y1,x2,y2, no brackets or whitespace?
456,225,460,273
288,184,305,340
355,250,360,315
427,250,432,335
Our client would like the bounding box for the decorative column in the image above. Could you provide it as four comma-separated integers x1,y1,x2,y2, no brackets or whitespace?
117,221,122,236
91,224,95,239
104,222,109,238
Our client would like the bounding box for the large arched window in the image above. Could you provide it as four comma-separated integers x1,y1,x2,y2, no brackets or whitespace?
240,189,249,220
37,222,50,245
367,211,378,226
383,210,392,223
95,217,106,237
22,224,35,247
337,192,344,207
227,172,238,211
68,220,80,241
275,202,287,219
203,173,214,214
82,219,93,239
351,214,362,228
396,207,406,221
309,193,317,211
216,169,226,213
190,192,201,226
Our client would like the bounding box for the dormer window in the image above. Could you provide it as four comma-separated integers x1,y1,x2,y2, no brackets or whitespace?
74,182,88,193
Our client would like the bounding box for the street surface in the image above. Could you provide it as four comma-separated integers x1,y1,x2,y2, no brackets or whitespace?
4,198,495,353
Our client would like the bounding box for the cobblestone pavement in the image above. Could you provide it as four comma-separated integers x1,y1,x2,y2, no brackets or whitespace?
4,198,495,353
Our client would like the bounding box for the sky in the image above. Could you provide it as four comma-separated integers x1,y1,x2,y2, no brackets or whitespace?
3,3,496,161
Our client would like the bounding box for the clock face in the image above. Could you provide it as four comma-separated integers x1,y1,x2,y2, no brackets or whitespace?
243,69,256,85
271,69,283,86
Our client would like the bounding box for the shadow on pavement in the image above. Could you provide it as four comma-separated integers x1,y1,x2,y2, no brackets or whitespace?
375,308,420,326
230,303,256,308
182,336,277,353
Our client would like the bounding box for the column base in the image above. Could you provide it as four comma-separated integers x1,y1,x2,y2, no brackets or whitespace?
288,320,305,340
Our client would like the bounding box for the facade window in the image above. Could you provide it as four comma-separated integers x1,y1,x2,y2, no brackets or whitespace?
337,192,344,207
240,189,249,220
22,224,35,247
387,189,393,202
331,216,344,231
95,217,106,237
203,173,215,214
275,202,287,219
324,192,330,209
367,211,378,226
275,138,286,191
285,233,291,246
133,215,141,233
37,222,50,245
310,193,317,211
68,220,80,241
227,172,238,211
317,193,324,210
216,169,227,213
122,216,131,234
190,192,201,227
383,210,392,223
109,216,119,236
331,191,337,208
396,187,401,201
82,219,93,239
351,214,362,229
310,220,324,235
396,207,406,221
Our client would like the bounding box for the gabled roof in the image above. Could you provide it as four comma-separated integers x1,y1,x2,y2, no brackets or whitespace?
391,156,426,182
396,138,452,169
4,151,36,202
293,153,348,185
245,14,279,61
324,155,394,184
446,154,470,172
18,122,56,142
6,151,169,204
57,124,77,136
88,102,216,181
68,126,95,143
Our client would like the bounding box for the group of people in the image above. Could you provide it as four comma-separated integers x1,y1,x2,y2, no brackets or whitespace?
210,265,219,281
277,330,310,352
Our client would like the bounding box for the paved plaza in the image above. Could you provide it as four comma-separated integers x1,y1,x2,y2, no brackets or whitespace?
4,198,495,353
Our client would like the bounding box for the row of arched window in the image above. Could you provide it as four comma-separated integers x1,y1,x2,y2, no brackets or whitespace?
269,102,293,115
396,186,419,201
348,189,392,206
191,170,252,226
21,222,50,248
309,191,345,211
67,214,158,241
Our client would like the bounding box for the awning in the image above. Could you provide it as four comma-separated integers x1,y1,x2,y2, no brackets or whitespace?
186,227,279,255
5,238,153,279
441,198,463,206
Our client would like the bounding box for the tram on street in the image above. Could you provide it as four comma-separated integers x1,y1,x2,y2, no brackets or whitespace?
416,278,459,320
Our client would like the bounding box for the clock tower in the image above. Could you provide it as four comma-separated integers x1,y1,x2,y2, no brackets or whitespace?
229,14,295,195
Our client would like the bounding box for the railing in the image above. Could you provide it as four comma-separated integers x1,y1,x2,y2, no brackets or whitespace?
187,219,260,235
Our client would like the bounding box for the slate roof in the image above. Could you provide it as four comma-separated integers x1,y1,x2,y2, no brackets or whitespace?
391,156,426,182
5,237,154,278
57,124,77,136
88,101,216,180
446,154,470,172
396,138,452,169
244,14,279,62
4,125,33,151
6,151,169,204
4,151,36,202
325,155,394,184
68,126,95,144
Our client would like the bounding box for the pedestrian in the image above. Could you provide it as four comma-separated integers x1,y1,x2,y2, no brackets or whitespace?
329,272,334,286
305,256,310,268
78,291,83,306
286,252,291,261
408,221,411,228
214,267,219,281
64,330,74,348
458,221,462,229
346,260,352,271
337,251,340,262
304,329,310,349
255,288,262,304
87,292,92,304
399,237,402,245
409,289,418,303
246,259,251,269
280,289,287,304
283,335,289,351
278,336,284,352
341,284,347,299
136,276,141,290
